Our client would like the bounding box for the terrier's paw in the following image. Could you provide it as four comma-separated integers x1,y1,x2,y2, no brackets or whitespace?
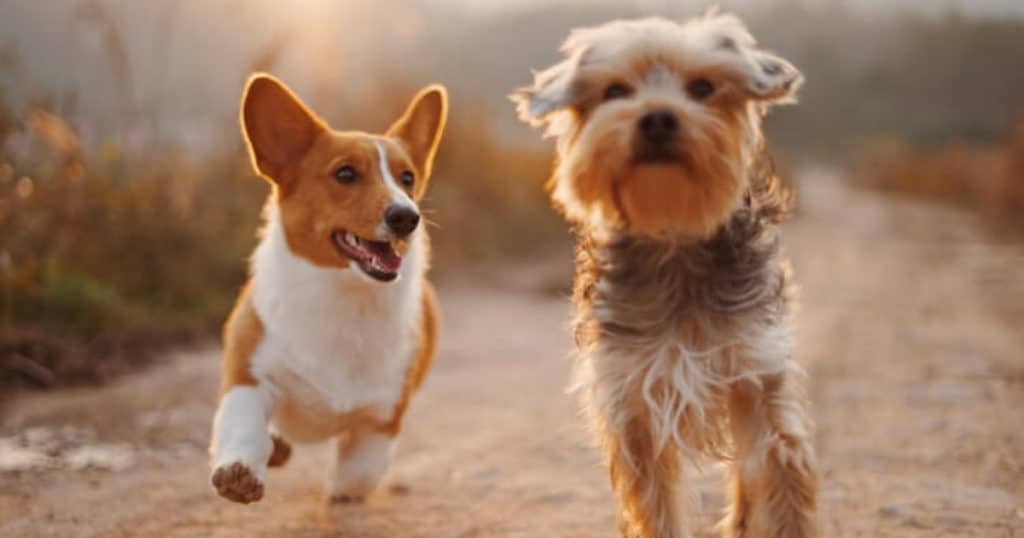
211,461,264,504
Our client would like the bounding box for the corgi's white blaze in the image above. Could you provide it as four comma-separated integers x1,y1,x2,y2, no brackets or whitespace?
327,432,398,497
210,385,275,480
374,140,417,238
248,202,425,428
375,140,416,208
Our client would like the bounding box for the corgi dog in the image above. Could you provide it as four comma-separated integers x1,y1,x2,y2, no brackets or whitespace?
209,73,447,504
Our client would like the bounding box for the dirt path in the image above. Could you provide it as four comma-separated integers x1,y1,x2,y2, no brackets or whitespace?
2,174,1022,538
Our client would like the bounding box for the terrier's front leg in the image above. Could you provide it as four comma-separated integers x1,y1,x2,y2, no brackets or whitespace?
723,371,818,538
602,411,689,538
209,384,275,503
327,430,398,503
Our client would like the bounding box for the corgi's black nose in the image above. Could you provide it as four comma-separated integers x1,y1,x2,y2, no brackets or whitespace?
638,109,679,145
385,205,420,237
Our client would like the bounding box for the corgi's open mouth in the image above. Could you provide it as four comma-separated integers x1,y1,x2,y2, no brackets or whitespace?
331,230,402,282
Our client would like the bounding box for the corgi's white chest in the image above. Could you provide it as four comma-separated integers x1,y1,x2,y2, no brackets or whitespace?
247,207,423,417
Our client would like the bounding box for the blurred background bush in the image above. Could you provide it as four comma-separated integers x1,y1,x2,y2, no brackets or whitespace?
1,0,1022,389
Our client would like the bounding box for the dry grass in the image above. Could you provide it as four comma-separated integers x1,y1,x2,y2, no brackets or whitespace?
855,120,1024,235
0,86,558,390
1,108,262,388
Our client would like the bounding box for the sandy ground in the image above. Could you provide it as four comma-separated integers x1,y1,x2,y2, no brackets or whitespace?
1,174,1022,538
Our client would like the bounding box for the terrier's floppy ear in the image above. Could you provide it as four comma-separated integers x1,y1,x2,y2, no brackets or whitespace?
387,84,448,181
744,50,803,104
240,73,326,184
510,46,586,126
701,12,803,104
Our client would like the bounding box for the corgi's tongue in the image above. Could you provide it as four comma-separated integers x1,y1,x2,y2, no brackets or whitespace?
333,231,404,281
362,240,402,273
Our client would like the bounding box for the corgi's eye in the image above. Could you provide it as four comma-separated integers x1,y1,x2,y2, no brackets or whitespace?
603,83,632,101
687,78,715,100
400,170,414,188
334,165,358,184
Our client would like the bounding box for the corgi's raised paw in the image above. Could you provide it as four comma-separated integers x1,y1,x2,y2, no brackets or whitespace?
212,461,264,503
267,434,292,468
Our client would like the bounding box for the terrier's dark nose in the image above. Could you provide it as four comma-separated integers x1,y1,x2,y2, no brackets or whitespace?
638,109,679,145
385,205,420,237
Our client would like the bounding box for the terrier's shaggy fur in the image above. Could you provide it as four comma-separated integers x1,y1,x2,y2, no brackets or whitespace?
513,11,818,538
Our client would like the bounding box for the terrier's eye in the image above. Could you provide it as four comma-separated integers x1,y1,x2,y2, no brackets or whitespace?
687,78,715,100
400,170,415,188
334,165,358,184
603,83,631,101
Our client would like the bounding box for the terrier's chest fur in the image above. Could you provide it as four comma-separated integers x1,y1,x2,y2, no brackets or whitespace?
570,191,795,456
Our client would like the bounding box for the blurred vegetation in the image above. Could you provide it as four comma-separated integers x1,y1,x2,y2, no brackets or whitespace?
0,105,263,388
1,1,1022,389
758,5,1024,155
0,76,557,390
855,120,1024,234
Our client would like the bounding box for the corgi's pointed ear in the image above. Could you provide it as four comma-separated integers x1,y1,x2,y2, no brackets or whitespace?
386,84,448,180
240,73,326,184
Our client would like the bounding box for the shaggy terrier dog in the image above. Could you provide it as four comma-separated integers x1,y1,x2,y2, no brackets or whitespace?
512,11,818,538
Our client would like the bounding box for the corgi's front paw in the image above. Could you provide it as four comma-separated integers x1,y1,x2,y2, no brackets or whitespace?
326,432,396,503
326,473,380,504
211,461,265,503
